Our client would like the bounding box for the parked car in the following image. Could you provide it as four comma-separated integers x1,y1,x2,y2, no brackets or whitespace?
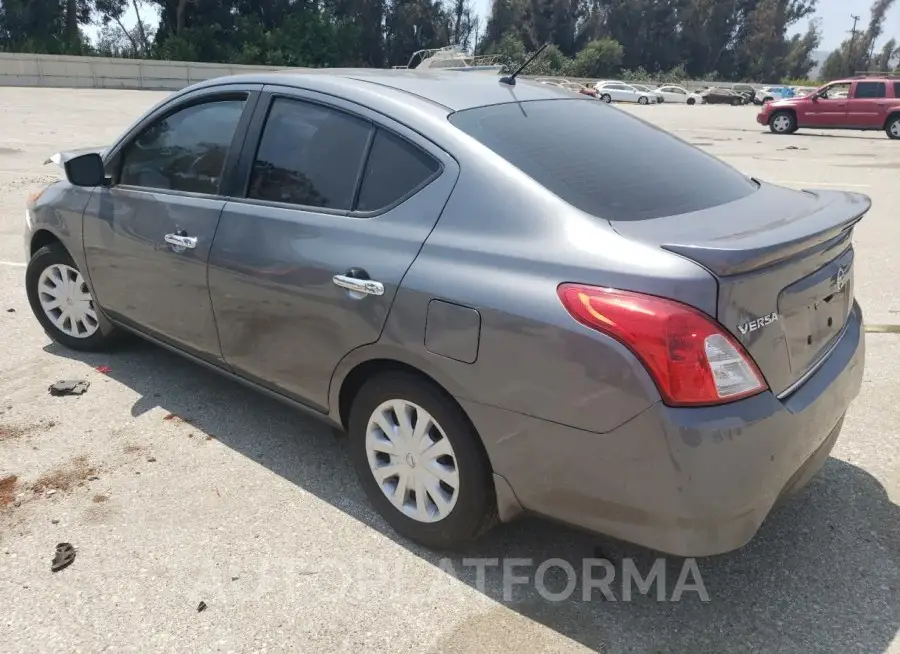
25,71,868,556
594,81,654,104
758,75,900,138
756,86,795,104
630,83,665,103
655,84,704,105
699,87,747,105
730,83,758,103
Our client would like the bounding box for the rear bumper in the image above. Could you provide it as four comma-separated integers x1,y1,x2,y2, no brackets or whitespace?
466,302,865,557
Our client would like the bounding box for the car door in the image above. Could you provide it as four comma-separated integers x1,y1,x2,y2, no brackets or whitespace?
846,80,888,128
800,82,849,127
82,85,261,364
661,86,686,103
207,88,460,411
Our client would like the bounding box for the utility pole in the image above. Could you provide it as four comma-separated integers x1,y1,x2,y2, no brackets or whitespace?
847,14,861,75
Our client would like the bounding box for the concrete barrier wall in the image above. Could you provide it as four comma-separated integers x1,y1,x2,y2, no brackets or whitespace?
0,52,298,91
0,52,759,93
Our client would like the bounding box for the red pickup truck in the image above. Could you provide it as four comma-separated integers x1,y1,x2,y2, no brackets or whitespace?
757,76,900,139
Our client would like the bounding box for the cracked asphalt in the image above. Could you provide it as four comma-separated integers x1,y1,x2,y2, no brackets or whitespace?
0,88,897,653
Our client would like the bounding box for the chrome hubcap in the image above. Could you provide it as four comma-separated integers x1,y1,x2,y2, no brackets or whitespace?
891,121,900,137
773,116,791,132
365,399,460,523
37,264,99,338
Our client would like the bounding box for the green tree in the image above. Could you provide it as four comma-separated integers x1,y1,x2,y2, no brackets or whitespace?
570,37,623,77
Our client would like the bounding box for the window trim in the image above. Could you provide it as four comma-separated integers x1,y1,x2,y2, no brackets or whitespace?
104,85,260,200
234,89,445,218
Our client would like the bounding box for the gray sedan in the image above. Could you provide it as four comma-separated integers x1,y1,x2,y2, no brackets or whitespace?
23,70,868,556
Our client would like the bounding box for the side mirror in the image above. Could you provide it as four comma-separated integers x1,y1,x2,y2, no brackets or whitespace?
63,152,107,187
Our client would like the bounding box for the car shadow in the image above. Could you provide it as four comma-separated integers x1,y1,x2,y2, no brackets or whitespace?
761,131,885,141
46,340,900,653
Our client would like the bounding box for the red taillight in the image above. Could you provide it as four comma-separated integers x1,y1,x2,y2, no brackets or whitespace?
557,284,768,407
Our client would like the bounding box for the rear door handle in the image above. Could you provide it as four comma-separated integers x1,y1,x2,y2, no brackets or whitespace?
333,274,384,296
164,233,197,249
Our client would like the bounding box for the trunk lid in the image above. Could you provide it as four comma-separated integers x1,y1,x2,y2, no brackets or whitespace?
610,181,870,397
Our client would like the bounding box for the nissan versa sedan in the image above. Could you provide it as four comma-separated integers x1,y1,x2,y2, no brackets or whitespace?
24,71,868,557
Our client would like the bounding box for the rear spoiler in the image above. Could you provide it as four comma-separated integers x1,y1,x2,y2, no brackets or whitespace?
43,146,108,168
661,189,871,276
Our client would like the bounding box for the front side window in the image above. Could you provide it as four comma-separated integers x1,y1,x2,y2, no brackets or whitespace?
854,81,886,99
247,98,372,210
820,83,850,99
119,98,246,194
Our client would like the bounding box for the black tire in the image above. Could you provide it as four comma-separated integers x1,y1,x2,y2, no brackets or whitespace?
600,93,612,103
26,243,117,352
687,97,696,105
348,371,497,549
769,110,798,135
886,115,900,140
638,96,649,105
731,97,741,106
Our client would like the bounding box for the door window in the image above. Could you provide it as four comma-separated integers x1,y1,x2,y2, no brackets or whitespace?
355,129,441,212
247,98,373,210
119,98,246,194
853,81,886,98
820,83,850,99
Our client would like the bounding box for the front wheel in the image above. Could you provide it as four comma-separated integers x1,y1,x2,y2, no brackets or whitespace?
886,115,900,140
600,93,612,103
731,97,741,106
638,96,650,105
769,110,797,135
25,243,117,351
686,97,696,106
348,371,497,549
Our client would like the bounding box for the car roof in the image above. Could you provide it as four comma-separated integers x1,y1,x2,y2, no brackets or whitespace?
186,69,570,112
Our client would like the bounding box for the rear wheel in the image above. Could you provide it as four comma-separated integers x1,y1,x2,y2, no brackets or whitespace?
348,371,497,549
686,97,696,106
600,93,612,103
770,110,797,135
25,243,117,351
886,115,900,140
730,97,741,106
638,96,650,105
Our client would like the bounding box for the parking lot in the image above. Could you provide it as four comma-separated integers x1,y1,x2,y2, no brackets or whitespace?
0,87,898,653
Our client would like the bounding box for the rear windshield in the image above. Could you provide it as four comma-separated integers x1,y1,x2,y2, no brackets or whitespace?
448,99,757,221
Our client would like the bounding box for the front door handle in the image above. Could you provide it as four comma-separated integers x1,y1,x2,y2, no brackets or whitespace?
164,233,197,250
333,274,384,296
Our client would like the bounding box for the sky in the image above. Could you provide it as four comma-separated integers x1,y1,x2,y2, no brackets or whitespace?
91,0,900,54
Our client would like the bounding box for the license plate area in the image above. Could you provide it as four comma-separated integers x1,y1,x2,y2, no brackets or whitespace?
778,249,854,374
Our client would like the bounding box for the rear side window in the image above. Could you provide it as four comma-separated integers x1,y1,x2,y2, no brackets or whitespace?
248,98,372,210
355,129,441,212
854,81,886,98
894,82,900,98
449,99,756,221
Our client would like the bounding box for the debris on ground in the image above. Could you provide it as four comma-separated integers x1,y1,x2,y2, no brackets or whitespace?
94,365,112,374
6,308,14,313
48,380,90,397
205,435,215,441
92,494,108,503
51,543,76,572
146,457,156,463
197,601,208,613
32,456,96,494
0,474,18,507
163,413,191,423
51,519,59,524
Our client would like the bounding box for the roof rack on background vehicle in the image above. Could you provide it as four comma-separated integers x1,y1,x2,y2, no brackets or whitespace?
852,71,900,78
